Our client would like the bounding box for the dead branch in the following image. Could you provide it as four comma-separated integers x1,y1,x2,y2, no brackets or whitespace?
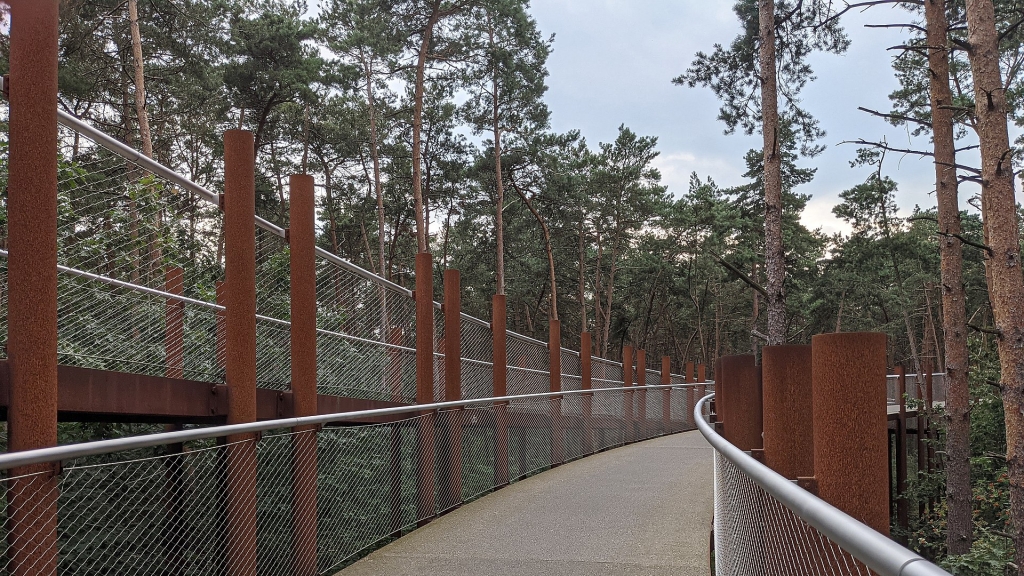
857,106,931,128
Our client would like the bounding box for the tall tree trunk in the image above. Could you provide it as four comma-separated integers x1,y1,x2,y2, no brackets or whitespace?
362,50,387,281
128,0,152,158
411,2,442,254
964,1,1024,569
510,180,556,320
594,226,603,354
758,0,786,345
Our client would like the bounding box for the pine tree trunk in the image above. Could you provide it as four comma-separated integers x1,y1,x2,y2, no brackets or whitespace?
578,219,587,335
925,0,973,535
758,0,786,345
411,2,442,254
362,51,387,281
964,1,1024,569
493,85,505,296
128,0,152,159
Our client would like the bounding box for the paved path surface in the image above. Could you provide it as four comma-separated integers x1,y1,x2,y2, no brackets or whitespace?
339,431,714,576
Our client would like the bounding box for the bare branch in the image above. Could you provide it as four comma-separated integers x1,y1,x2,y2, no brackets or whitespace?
710,252,769,298
857,106,931,128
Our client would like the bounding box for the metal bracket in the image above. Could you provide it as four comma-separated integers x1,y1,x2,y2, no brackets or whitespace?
750,449,765,463
284,228,290,244
217,193,225,211
797,476,818,495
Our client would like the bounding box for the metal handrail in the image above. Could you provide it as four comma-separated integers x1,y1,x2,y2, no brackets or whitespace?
693,394,951,576
0,382,711,472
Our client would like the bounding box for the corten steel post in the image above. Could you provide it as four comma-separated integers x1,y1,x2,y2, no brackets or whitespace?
414,253,436,524
811,332,889,535
761,346,813,480
6,3,60,574
223,129,259,576
718,355,762,451
581,333,594,453
685,361,695,429
636,350,647,440
440,269,463,511
661,357,671,434
896,365,909,539
492,295,509,487
289,174,318,576
622,346,634,444
549,319,564,466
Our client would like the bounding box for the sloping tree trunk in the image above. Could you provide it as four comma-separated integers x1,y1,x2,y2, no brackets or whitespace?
926,0,972,554
759,0,786,346
964,1,1024,570
362,49,387,280
510,180,556,320
488,16,507,296
128,0,152,158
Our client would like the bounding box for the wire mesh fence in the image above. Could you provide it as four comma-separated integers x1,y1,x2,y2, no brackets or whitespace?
0,383,708,576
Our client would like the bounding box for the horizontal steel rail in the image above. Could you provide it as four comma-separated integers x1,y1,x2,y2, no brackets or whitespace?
693,394,951,576
0,382,710,471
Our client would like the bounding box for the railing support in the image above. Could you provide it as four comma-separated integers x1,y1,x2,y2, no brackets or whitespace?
223,129,259,576
896,365,909,540
622,346,634,444
761,345,813,479
810,332,889,535
414,253,436,525
163,267,187,576
440,269,463,511
7,2,60,574
718,355,762,451
289,174,318,576
549,319,563,466
581,332,594,453
492,295,509,487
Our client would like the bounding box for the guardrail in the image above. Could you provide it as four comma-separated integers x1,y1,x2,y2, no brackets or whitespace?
0,382,709,575
695,393,951,576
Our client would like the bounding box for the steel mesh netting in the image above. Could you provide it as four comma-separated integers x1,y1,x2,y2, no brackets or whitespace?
713,451,872,576
459,318,493,400
589,388,627,452
506,333,549,396
591,357,624,389
315,260,416,402
254,228,291,390
433,306,445,403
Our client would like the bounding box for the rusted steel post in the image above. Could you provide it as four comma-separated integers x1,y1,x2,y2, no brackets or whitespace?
223,129,259,576
761,346,813,479
636,350,647,440
685,361,695,429
896,365,909,540
661,356,671,435
549,319,564,466
581,332,593,453
622,346,634,444
811,332,889,534
439,269,463,511
718,355,762,451
288,174,318,576
492,295,509,487
165,267,185,380
414,253,436,524
7,3,60,574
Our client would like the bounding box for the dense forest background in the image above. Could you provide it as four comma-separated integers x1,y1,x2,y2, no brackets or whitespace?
1,0,1024,571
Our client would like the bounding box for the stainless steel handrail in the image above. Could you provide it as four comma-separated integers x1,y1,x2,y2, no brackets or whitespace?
693,394,951,576
0,382,711,472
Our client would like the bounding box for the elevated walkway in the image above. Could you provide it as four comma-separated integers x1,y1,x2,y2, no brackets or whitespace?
341,431,713,576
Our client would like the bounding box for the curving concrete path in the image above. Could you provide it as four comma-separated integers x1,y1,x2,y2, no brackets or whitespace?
339,430,714,576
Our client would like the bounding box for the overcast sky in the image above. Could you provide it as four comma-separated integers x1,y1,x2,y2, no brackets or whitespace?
527,0,964,236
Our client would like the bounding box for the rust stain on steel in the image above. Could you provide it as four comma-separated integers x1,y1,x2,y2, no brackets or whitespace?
581,332,594,453
414,253,436,524
165,267,185,380
223,129,258,576
622,346,634,443
549,319,563,465
440,269,463,511
761,345,813,480
288,174,319,575
492,294,509,487
718,355,762,451
812,332,889,535
7,3,61,575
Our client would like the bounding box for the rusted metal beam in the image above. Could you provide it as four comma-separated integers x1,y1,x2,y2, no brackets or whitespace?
439,269,463,512
414,253,436,525
492,295,509,488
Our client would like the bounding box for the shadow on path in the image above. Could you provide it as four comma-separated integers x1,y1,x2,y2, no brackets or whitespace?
339,430,713,576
